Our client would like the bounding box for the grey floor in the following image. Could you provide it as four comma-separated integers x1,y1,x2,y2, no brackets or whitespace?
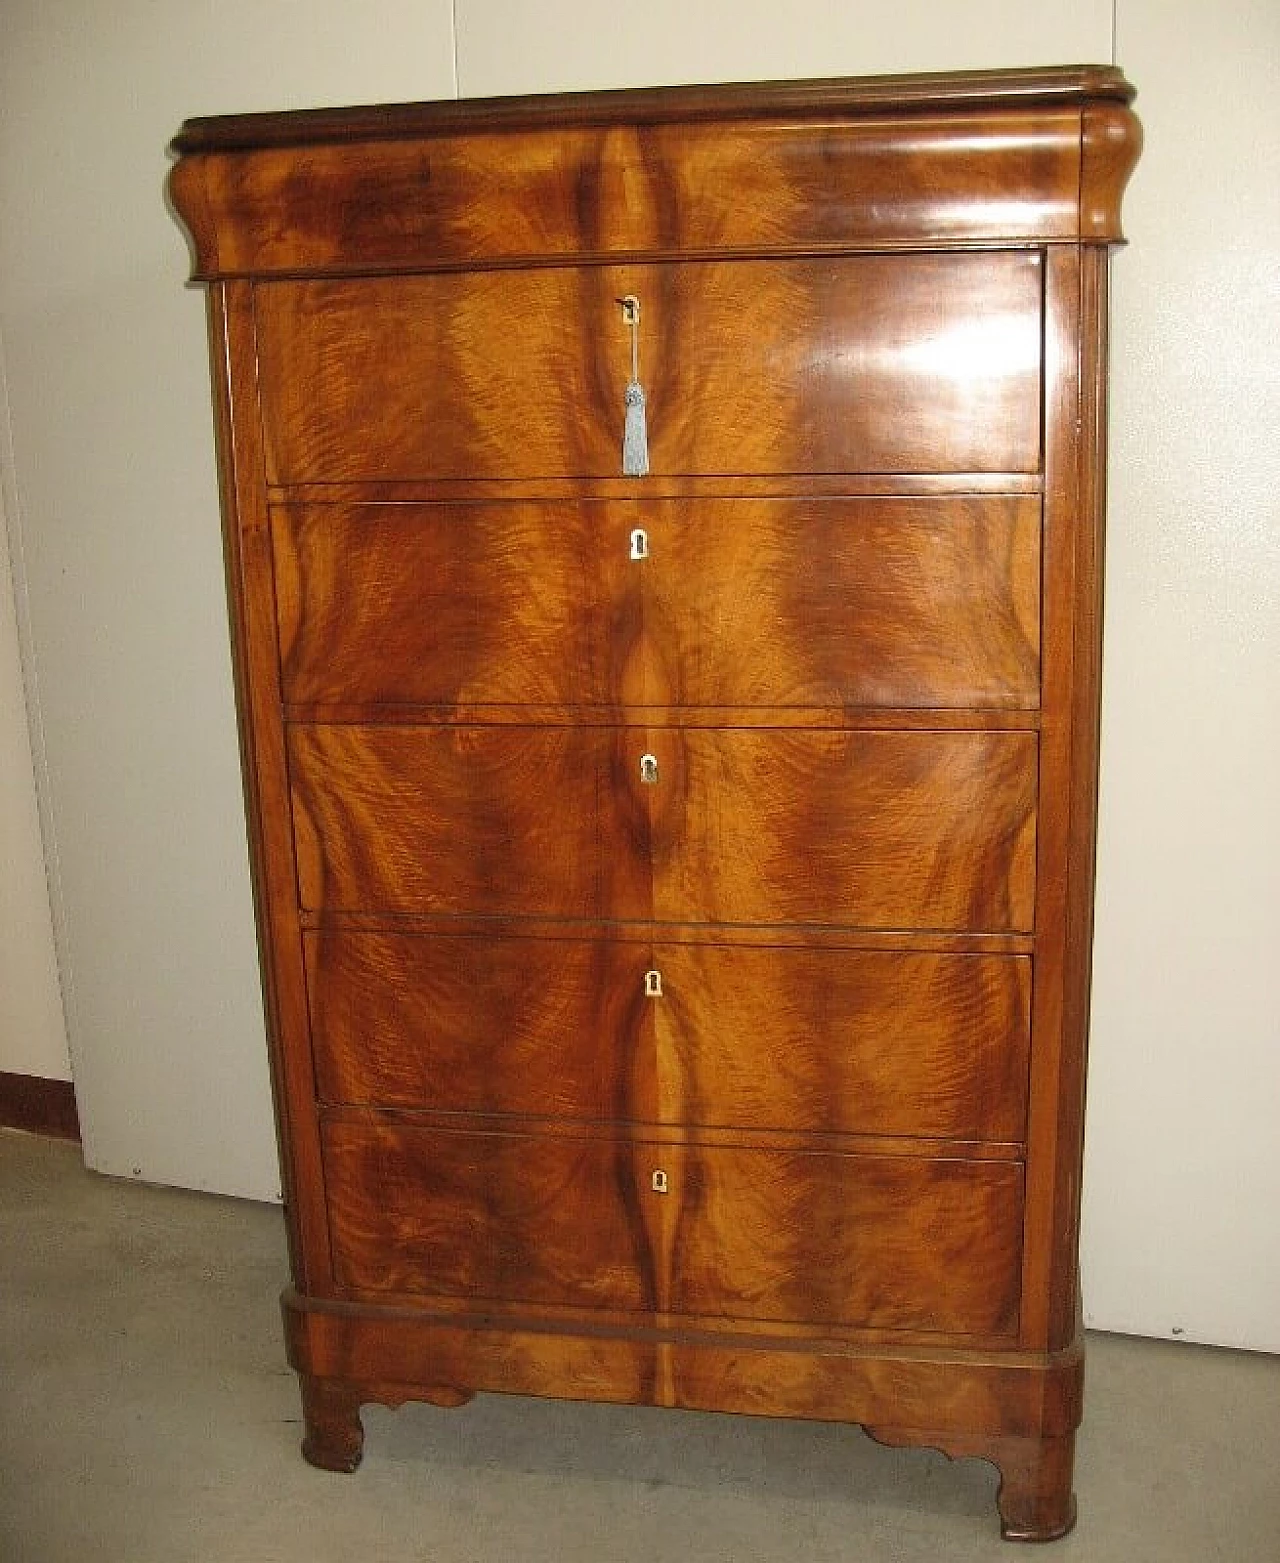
2,1129,1277,1563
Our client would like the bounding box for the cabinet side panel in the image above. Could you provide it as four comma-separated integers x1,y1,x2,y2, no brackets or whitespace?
1048,247,1110,1344
1020,245,1097,1352
207,282,331,1291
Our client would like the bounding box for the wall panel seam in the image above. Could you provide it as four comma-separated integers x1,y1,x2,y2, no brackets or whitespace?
0,317,76,1090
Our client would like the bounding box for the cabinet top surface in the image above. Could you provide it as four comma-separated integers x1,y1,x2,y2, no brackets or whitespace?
170,65,1134,154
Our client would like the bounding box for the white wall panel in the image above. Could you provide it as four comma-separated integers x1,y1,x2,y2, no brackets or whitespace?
1081,0,1280,1351
0,479,69,1082
455,0,1111,97
0,0,456,1198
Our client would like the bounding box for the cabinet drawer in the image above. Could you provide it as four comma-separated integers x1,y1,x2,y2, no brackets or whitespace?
307,933,1031,1143
255,252,1043,483
323,1122,1023,1336
289,726,1037,930
273,495,1040,711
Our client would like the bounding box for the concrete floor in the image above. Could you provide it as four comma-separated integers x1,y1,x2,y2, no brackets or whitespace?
2,1129,1277,1563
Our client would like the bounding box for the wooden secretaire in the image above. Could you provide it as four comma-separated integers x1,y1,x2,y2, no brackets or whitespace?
169,67,1140,1541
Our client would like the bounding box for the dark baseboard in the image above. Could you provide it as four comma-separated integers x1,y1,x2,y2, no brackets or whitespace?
0,1070,80,1141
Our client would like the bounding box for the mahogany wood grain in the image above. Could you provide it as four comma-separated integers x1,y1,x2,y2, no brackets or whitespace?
322,1122,1023,1336
1081,102,1145,243
274,496,1040,711
284,1284,1083,1432
1042,247,1111,1349
1019,246,1096,1354
204,283,334,1291
651,944,1030,1141
176,67,1135,150
288,724,643,919
328,1114,1024,1174
306,932,643,1119
324,1123,652,1311
289,1182,1026,1347
270,474,1045,503
661,1142,1023,1334
253,253,1043,483
287,705,1043,732
272,502,635,708
168,69,1139,277
288,725,1037,930
864,1426,1077,1541
667,1325,1082,1436
170,67,1141,1538
306,931,1030,1143
649,728,1037,931
300,912,1035,955
299,1375,365,1472
647,496,1039,709
175,117,1081,279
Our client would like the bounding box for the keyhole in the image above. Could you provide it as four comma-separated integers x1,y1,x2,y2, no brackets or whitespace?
620,294,641,327
644,969,663,998
639,753,658,785
651,1169,669,1194
629,528,649,561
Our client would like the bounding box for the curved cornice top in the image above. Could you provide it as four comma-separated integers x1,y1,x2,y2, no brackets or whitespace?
168,67,1141,278
171,66,1135,154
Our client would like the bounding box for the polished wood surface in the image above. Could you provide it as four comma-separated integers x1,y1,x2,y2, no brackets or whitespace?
283,1287,1083,1491
653,728,1037,930
174,66,1135,151
274,496,1040,710
306,932,1030,1141
205,282,336,1292
273,502,633,708
170,67,1140,1539
284,1282,1083,1427
288,724,1037,929
667,1142,1022,1334
178,114,1086,278
298,1375,365,1473
168,68,1139,277
324,1123,651,1312
289,724,632,919
647,496,1040,709
649,945,1030,1141
865,1426,1078,1541
255,254,1043,482
323,1122,1023,1335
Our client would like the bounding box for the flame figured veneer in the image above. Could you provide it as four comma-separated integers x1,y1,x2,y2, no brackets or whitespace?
169,66,1140,1540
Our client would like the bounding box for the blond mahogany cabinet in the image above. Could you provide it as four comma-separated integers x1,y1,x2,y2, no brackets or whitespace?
169,67,1140,1541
